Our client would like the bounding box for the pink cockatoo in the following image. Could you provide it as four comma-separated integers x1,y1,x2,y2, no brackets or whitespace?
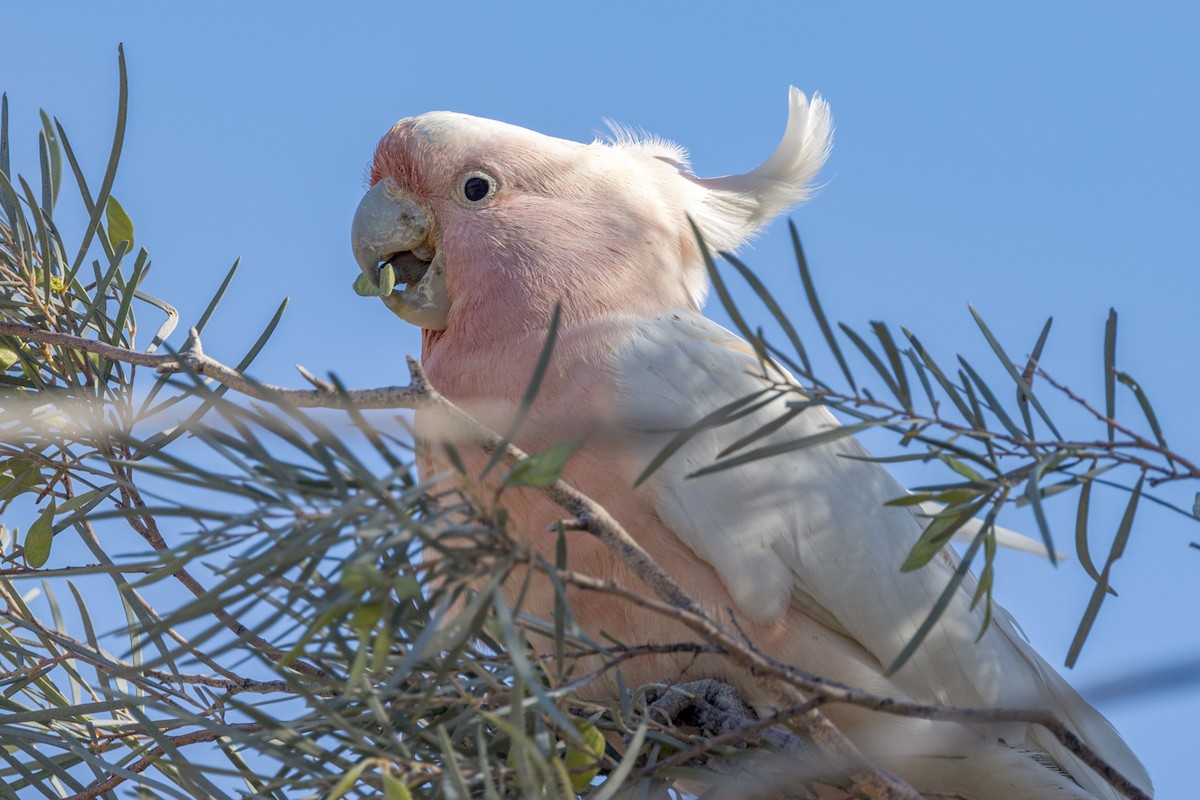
350,89,1152,799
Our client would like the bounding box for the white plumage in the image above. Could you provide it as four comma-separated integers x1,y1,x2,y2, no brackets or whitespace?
613,311,1150,798
356,86,1153,799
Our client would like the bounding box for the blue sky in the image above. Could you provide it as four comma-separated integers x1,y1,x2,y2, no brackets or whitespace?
2,2,1197,796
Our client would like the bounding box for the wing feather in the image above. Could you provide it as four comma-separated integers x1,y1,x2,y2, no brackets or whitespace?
611,312,1150,798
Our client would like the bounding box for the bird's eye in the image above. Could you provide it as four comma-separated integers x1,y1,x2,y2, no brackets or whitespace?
464,176,490,201
461,171,497,203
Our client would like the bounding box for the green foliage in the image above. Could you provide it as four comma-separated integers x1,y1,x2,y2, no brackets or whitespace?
504,441,581,489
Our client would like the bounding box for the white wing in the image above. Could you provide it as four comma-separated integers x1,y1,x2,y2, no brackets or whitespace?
611,311,1149,799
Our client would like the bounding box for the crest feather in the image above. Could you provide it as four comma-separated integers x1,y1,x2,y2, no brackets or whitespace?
688,87,833,253
600,120,692,168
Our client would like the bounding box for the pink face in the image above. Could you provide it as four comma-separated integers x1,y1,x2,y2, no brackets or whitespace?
359,112,703,344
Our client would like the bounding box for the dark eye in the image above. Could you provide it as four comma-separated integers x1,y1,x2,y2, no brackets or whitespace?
463,175,492,202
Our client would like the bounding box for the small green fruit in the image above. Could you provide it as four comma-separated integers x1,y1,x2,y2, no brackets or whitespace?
0,344,20,371
350,601,383,636
563,720,605,792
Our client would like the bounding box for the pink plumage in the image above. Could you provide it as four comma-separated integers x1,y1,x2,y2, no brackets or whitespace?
351,89,1152,799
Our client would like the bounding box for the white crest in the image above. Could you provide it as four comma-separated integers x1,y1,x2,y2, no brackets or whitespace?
688,87,833,253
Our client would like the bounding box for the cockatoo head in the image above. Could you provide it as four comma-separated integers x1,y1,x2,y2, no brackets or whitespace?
352,88,832,341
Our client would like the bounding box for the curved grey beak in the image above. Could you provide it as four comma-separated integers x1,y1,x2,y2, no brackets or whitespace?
350,179,449,330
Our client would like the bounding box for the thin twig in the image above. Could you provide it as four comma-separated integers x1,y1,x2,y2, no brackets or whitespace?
64,723,264,800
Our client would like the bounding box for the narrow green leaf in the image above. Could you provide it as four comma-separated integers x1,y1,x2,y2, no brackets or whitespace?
196,258,241,333
956,368,997,463
0,699,144,727
135,298,287,457
0,92,8,179
969,304,1062,439
842,450,942,465
133,289,179,352
934,487,986,505
903,346,938,411
107,247,149,348
436,725,473,798
382,770,413,800
1114,370,1168,451
721,251,812,374
972,561,995,612
1018,317,1053,438
24,503,55,568
716,401,810,458
38,110,62,212
872,321,912,410
941,455,990,484
491,588,577,736
76,240,128,335
1013,471,1083,506
104,195,134,250
15,175,58,310
55,121,103,282
761,338,815,382
326,760,369,799
65,580,112,697
503,440,582,488
901,498,987,572
554,524,568,677
791,220,855,390
1024,452,1067,566
1066,473,1143,667
692,218,766,364
839,322,903,403
634,387,774,485
440,441,468,476
234,297,288,372
891,525,988,673
1104,308,1117,443
1073,473,1112,593
38,132,53,217
0,166,31,268
884,492,935,507
481,302,562,480
64,48,127,279
55,484,118,517
903,328,977,424
958,357,1026,441
690,419,882,478
1025,318,1053,380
